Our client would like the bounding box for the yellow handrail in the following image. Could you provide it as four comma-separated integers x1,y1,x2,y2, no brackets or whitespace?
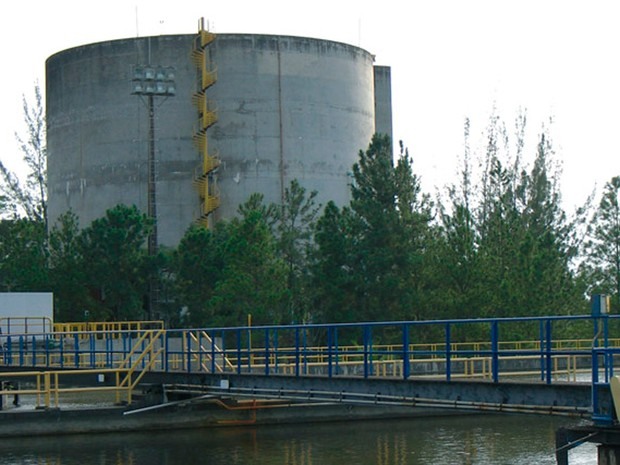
53,320,164,337
0,368,133,409
117,329,165,403
187,330,235,372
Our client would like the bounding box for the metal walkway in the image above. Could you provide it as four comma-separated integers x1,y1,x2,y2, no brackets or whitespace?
1,314,619,423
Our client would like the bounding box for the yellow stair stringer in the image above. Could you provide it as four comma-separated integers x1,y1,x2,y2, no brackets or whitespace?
188,330,235,373
117,329,165,404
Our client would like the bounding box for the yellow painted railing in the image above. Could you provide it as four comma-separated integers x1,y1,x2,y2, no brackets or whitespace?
0,329,167,408
186,330,235,373
0,368,131,409
117,329,165,403
264,353,589,382
232,339,612,381
53,320,164,337
248,338,620,366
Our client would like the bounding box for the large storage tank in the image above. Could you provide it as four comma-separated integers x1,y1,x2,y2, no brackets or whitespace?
46,33,392,246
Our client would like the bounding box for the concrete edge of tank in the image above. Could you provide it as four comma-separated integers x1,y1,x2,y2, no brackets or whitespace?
45,33,375,66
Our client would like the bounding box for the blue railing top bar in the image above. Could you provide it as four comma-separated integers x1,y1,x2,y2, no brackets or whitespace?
0,313,614,336
177,313,612,333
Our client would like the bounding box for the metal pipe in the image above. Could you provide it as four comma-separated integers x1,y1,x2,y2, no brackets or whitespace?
202,385,589,417
123,394,217,415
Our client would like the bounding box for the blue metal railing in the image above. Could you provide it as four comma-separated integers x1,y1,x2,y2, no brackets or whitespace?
1,314,619,422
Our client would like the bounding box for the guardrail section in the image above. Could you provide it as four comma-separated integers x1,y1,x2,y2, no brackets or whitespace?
1,315,619,422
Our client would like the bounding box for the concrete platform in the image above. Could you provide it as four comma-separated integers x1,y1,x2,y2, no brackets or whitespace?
0,396,467,438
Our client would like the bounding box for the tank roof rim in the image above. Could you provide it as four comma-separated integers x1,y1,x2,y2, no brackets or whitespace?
45,32,375,64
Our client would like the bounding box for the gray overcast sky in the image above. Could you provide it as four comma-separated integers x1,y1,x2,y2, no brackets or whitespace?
2,0,619,210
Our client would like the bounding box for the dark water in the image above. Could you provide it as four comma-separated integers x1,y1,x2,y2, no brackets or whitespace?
0,414,597,465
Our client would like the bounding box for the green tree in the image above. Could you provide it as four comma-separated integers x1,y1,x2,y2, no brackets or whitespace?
273,180,320,323
513,131,577,314
434,118,482,318
584,176,620,308
171,223,226,327
48,211,92,321
312,202,358,323
313,135,433,323
472,114,579,317
0,218,48,292
0,84,47,225
474,112,520,316
434,112,584,326
77,205,152,320
208,196,289,326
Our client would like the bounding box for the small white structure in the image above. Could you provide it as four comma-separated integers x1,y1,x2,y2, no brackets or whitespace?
0,293,54,336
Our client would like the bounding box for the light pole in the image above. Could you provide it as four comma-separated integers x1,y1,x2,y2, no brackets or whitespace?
131,65,175,319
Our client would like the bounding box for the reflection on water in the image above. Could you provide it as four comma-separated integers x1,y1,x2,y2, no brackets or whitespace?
0,414,598,465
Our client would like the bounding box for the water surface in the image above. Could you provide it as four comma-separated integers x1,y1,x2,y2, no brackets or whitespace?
0,414,597,464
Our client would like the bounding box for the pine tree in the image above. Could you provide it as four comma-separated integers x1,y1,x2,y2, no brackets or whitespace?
48,211,91,321
273,180,320,323
0,84,47,225
77,205,152,320
326,134,433,321
584,176,620,308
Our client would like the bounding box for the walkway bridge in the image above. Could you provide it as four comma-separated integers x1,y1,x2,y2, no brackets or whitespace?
1,315,619,425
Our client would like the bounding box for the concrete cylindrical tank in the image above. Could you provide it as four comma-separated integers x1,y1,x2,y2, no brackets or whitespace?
46,33,386,246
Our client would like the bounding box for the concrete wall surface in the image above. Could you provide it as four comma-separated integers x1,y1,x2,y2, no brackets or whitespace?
47,34,381,246
373,65,393,143
0,293,54,334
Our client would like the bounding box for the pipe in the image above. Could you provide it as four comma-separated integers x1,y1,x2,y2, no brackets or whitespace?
123,394,217,415
555,431,599,453
203,386,589,417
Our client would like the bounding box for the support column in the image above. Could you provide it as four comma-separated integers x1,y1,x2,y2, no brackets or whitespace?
599,446,620,465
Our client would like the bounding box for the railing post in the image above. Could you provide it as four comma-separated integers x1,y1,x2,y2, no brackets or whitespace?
295,327,300,377
334,327,339,376
445,323,452,382
89,333,95,367
210,331,216,373
236,328,242,375
5,336,12,366
491,321,499,383
545,319,552,385
247,320,253,369
221,330,226,372
539,320,545,382
402,323,410,379
264,328,270,376
141,332,147,370
73,333,79,368
197,331,203,370
53,372,60,408
59,333,64,369
327,326,333,378
604,316,612,381
186,331,192,373
19,336,24,367
31,335,37,367
36,373,41,408
115,370,121,404
44,371,51,408
363,325,373,379
122,332,128,362
44,335,50,368
163,331,169,373
105,333,112,368
247,327,252,372
303,327,308,375
592,348,600,421
274,329,279,374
